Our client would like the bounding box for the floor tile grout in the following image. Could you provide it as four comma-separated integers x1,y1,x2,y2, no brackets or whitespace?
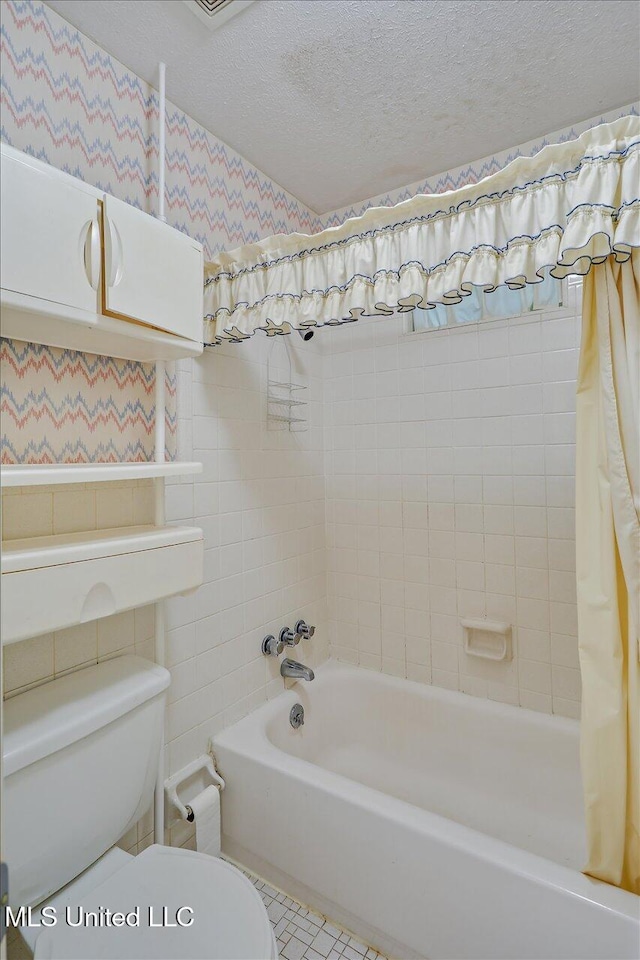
235,862,388,960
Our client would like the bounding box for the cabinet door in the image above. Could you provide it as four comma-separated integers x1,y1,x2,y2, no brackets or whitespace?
0,151,101,313
102,195,203,343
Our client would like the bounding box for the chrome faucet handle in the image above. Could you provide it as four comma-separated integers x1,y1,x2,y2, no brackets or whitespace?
295,619,315,640
279,626,301,646
262,634,284,657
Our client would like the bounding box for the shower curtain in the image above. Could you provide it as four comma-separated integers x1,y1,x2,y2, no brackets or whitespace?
576,251,639,895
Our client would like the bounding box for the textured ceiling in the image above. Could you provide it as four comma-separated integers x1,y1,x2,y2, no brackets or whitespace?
46,0,640,213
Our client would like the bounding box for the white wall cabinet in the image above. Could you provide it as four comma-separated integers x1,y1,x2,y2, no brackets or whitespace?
1,149,101,316
101,195,203,344
0,144,203,361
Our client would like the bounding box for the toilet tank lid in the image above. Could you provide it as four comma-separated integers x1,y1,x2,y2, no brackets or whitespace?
3,656,170,777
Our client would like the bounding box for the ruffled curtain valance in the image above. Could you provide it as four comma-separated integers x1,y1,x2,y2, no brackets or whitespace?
203,116,640,345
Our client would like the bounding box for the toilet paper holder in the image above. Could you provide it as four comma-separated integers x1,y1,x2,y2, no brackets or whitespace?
165,754,225,823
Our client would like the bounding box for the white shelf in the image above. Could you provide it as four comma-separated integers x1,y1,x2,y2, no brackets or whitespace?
1,524,202,573
1,461,202,488
267,396,308,407
0,288,204,362
267,413,306,424
2,524,204,644
268,379,307,391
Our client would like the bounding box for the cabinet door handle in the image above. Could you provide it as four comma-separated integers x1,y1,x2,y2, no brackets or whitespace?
83,218,101,290
103,206,124,288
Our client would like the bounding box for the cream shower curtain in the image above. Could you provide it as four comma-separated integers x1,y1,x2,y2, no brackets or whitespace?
576,250,640,895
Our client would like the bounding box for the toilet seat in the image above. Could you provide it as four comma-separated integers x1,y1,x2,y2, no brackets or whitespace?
32,845,277,960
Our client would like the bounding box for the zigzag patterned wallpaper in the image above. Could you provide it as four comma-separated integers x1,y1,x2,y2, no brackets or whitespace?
0,339,176,463
0,0,317,463
0,0,636,463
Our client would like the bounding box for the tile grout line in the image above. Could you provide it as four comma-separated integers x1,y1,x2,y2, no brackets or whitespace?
226,858,389,960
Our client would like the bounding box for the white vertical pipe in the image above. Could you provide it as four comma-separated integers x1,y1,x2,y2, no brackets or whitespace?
154,360,166,524
153,599,166,846
154,359,166,845
158,61,167,224
153,60,167,844
154,361,166,844
155,359,166,466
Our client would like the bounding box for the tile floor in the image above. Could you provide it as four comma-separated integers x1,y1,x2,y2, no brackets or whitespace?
245,868,388,960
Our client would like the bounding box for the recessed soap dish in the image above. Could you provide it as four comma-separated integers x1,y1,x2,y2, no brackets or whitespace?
461,619,512,661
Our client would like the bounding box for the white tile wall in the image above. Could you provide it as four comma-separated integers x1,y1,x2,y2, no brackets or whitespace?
324,279,583,718
2,334,329,802
161,333,328,781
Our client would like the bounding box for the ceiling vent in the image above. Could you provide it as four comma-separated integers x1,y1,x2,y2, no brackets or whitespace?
182,0,255,31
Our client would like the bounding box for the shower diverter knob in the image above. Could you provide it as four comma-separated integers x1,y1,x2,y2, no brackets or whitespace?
279,626,301,646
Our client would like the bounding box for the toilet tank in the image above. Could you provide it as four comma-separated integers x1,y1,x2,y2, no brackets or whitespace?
3,655,170,908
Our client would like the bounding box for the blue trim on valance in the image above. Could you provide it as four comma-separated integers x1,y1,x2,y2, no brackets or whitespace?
205,141,640,287
205,213,634,326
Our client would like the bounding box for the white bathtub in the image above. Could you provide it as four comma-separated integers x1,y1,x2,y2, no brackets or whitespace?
213,660,640,960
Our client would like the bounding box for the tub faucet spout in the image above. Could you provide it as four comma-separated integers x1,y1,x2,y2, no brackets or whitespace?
280,658,315,682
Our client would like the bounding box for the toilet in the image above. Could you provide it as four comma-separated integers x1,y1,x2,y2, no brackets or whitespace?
3,655,277,959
